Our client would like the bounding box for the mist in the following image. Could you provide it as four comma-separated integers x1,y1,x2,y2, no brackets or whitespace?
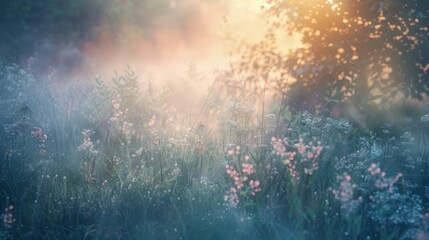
5,1,427,239
12,0,297,86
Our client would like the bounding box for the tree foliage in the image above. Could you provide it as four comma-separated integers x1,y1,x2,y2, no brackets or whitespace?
225,0,429,116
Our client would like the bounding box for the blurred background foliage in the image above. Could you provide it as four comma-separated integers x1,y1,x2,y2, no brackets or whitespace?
0,0,102,64
0,0,186,76
222,0,429,127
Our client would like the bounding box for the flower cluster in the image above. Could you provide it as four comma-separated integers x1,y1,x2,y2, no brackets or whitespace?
31,127,47,142
224,151,261,207
420,114,429,123
77,129,98,155
225,100,255,116
241,162,254,175
225,187,240,207
1,205,15,230
148,114,156,127
366,164,423,233
369,191,422,227
109,97,135,139
225,164,244,190
331,174,362,215
293,137,323,175
249,180,261,196
31,127,47,156
227,145,241,156
334,137,374,173
271,136,323,181
272,137,298,178
368,163,403,193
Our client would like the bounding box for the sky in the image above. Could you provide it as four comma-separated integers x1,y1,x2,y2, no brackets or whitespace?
76,0,300,90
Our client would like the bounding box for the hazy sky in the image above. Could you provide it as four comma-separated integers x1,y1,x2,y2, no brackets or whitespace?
78,0,300,86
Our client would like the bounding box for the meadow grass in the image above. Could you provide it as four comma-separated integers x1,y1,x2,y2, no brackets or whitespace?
0,65,428,239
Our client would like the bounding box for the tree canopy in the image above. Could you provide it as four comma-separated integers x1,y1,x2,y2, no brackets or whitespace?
224,0,429,118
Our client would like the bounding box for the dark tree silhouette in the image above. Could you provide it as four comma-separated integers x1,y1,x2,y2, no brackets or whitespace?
223,0,429,120
273,0,429,111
